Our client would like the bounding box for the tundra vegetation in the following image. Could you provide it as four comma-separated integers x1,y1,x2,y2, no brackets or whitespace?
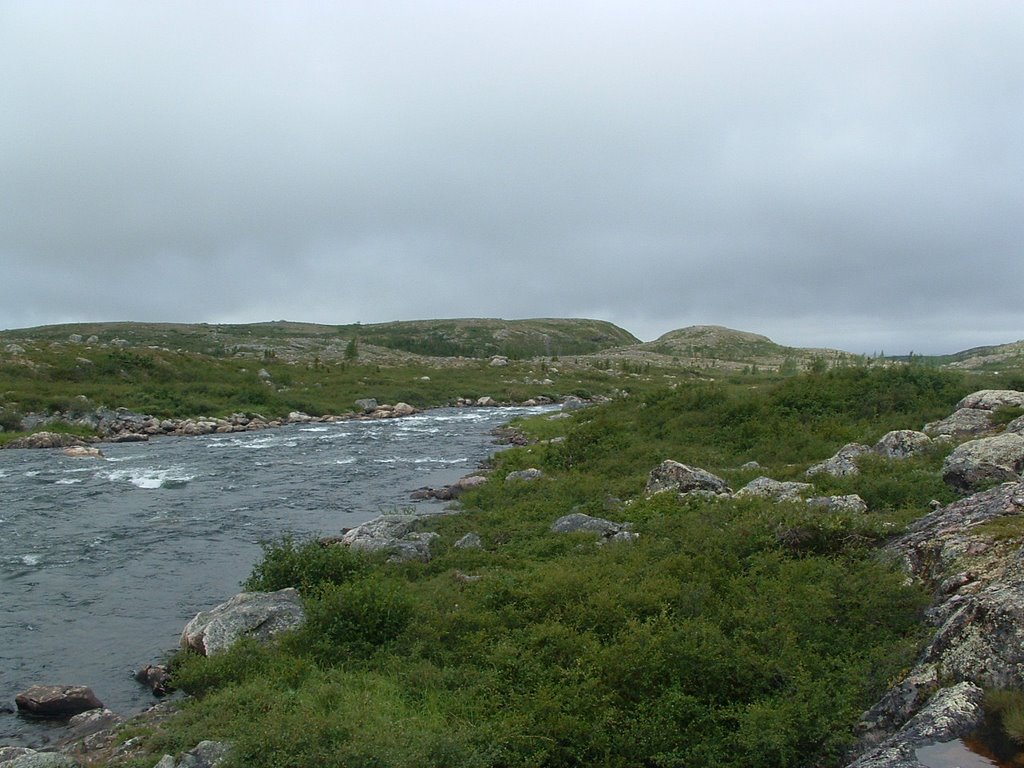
4,321,1024,765
113,366,1022,768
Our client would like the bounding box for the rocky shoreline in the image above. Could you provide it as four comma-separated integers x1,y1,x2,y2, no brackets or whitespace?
1,395,585,451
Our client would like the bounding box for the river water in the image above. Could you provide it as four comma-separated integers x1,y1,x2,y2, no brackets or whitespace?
0,406,544,747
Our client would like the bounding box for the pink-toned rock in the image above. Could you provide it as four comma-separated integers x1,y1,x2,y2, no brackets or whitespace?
15,684,104,717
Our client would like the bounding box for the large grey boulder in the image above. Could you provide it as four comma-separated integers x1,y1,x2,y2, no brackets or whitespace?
924,408,993,438
15,685,103,718
955,389,1024,411
735,477,811,502
645,459,731,496
181,588,305,656
805,443,871,478
506,468,543,482
873,430,932,459
339,514,441,562
942,432,1024,491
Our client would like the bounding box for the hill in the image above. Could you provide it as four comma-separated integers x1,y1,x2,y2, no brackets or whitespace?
0,318,639,363
584,325,861,373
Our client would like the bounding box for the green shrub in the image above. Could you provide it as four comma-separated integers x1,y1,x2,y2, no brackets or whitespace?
243,536,367,594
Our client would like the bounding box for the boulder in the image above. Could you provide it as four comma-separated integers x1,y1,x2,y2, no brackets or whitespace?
645,459,731,496
805,494,868,514
476,396,497,407
181,588,306,656
561,396,587,412
806,443,871,478
506,468,543,482
0,750,79,767
924,408,993,438
955,389,1024,411
4,432,87,450
735,477,811,502
942,432,1024,491
152,740,231,768
354,398,377,413
392,402,416,416
1008,415,1024,435
873,430,932,459
453,533,483,550
550,513,637,543
489,356,509,367
62,446,103,459
339,514,441,562
15,685,103,718
134,664,172,696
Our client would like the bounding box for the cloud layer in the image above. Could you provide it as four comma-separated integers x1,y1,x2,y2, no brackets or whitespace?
2,1,1022,354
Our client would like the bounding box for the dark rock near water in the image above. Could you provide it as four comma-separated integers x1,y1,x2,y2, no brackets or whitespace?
180,588,305,656
14,685,103,718
338,514,446,562
134,665,173,696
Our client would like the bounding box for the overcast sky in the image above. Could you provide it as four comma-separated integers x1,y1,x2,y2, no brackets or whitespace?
2,2,1021,355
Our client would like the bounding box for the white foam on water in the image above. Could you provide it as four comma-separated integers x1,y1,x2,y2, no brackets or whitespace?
24,471,41,477
20,554,40,566
55,478,82,485
300,427,329,433
104,467,196,489
334,457,357,465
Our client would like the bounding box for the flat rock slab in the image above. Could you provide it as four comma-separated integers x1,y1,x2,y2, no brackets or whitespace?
15,685,103,718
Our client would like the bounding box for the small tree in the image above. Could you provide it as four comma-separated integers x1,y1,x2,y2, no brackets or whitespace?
344,337,359,361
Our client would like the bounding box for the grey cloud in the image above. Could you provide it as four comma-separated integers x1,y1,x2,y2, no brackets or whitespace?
1,1,1022,354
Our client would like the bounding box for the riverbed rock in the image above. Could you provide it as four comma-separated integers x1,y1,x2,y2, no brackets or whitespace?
805,443,871,478
62,446,103,459
924,408,994,438
873,430,932,459
955,389,1024,411
735,476,811,502
354,398,377,413
134,665,173,696
645,459,731,496
181,588,305,656
3,432,87,450
941,432,1024,491
561,396,587,412
15,685,103,718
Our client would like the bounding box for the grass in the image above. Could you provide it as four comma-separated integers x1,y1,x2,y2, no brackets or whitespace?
102,366,1010,768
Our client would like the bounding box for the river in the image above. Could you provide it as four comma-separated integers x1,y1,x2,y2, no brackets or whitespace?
0,406,545,747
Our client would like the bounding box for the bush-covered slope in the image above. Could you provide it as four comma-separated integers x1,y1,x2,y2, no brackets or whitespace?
129,367,987,768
